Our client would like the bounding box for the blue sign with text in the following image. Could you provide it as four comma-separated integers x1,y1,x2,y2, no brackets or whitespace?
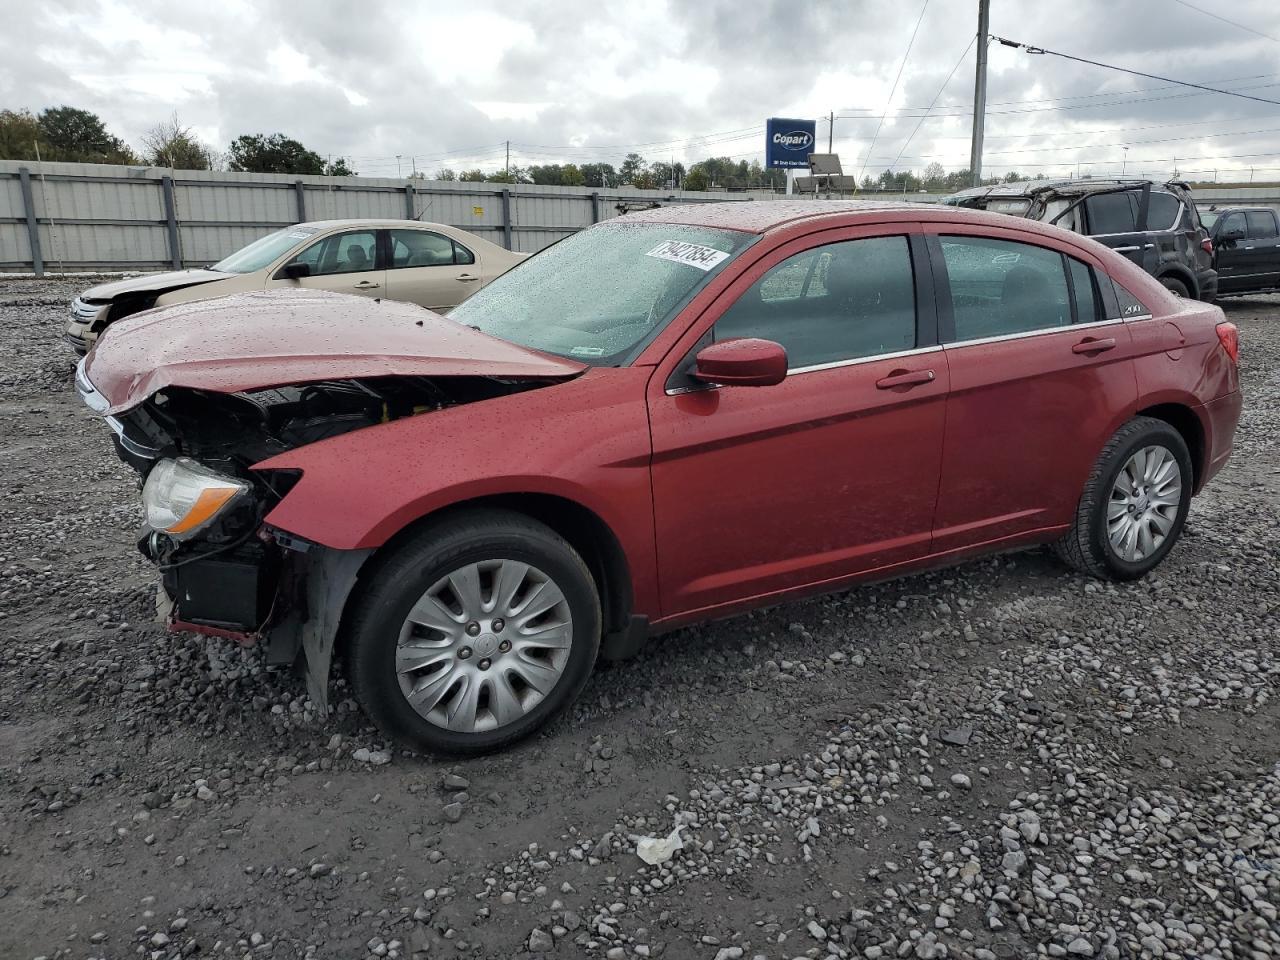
765,117,817,169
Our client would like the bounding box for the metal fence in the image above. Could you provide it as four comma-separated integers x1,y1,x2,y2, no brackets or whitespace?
0,160,768,274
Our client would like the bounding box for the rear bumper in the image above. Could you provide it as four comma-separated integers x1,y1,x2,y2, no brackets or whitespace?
1199,390,1242,489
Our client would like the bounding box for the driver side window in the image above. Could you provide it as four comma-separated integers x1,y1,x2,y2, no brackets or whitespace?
289,230,378,276
714,236,917,369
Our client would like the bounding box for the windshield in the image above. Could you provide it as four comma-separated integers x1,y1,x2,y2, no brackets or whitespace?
449,222,755,364
211,226,320,274
1199,210,1219,229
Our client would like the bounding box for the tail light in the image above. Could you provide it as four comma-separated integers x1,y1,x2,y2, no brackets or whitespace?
1200,237,1214,255
1216,322,1239,364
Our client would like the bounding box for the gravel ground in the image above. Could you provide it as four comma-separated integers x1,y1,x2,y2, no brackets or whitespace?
0,277,1277,960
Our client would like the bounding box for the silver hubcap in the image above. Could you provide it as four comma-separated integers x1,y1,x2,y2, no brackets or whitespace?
396,559,573,734
1107,445,1182,563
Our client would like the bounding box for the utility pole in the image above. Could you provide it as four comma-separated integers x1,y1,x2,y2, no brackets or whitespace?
828,111,834,153
969,0,990,187
505,141,510,179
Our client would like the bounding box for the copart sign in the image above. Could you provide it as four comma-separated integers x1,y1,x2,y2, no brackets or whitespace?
765,117,817,169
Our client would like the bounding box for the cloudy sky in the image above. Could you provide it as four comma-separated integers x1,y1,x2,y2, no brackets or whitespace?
4,0,1280,182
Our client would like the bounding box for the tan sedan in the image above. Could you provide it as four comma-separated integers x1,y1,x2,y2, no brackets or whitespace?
66,219,526,353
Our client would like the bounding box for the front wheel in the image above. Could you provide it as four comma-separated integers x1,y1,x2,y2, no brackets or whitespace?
1054,417,1193,581
1160,276,1191,298
344,510,601,755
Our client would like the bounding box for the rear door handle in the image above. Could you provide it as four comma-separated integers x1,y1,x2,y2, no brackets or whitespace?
1072,337,1117,354
353,280,380,290
456,274,480,282
875,369,936,390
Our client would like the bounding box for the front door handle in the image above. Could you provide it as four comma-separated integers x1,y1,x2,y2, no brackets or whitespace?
353,280,381,290
1072,337,1117,354
875,369,936,390
456,273,480,282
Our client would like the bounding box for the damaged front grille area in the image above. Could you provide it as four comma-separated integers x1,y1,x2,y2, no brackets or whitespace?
90,373,546,637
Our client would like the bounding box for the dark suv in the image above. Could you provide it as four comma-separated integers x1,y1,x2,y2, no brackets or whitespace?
944,179,1217,301
1200,206,1280,298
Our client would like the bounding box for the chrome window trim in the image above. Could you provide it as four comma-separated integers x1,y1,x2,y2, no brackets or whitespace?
943,316,1124,350
788,344,941,376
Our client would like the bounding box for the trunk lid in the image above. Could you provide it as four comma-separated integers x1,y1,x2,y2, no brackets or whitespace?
81,288,586,415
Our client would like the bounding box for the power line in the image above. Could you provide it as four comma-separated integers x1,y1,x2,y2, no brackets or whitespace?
991,36,1280,107
1169,0,1280,44
858,0,931,187
884,34,977,178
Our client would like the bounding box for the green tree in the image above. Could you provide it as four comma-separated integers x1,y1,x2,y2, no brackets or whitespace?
922,161,946,190
683,167,709,191
32,106,138,163
435,168,457,181
579,163,616,187
561,163,586,186
0,109,43,160
1002,170,1023,183
619,152,647,183
459,168,488,181
142,114,216,170
325,156,356,176
228,133,326,174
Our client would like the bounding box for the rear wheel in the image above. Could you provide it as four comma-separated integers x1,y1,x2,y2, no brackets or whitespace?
1160,276,1191,298
1054,417,1192,581
344,510,601,755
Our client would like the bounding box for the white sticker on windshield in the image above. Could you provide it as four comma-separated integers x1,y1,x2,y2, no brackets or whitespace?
287,231,314,239
570,346,605,357
646,240,730,272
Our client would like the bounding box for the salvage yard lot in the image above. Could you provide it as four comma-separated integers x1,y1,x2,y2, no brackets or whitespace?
0,278,1277,960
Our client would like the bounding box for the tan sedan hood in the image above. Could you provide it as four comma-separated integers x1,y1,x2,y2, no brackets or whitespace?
81,269,234,301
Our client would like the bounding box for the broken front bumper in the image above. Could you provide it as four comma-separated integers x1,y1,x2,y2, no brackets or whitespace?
66,298,106,354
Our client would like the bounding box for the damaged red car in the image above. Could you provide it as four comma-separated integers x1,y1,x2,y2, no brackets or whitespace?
77,201,1242,755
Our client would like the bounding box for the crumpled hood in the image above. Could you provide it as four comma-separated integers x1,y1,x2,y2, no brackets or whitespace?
80,269,234,301
80,288,586,415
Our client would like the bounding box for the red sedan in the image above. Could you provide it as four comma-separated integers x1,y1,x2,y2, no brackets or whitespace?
77,201,1242,755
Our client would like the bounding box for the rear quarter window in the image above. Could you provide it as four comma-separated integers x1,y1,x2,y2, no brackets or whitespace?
1112,281,1150,319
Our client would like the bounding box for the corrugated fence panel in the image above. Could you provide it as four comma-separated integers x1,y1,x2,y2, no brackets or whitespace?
0,160,766,273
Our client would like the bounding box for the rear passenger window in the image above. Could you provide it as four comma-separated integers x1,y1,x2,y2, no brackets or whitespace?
1068,258,1099,323
390,230,461,269
1085,193,1138,234
1247,210,1278,239
1146,192,1180,231
715,236,916,369
939,236,1071,341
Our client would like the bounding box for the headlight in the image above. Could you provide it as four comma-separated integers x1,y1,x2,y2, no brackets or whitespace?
142,458,249,540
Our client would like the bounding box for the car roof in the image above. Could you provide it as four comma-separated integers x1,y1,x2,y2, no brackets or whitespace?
295,218,458,231
615,199,965,234
608,198,1065,238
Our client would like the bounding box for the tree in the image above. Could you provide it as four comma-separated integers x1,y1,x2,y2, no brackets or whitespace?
619,152,647,183
922,162,946,189
325,157,356,176
28,106,138,163
683,167,709,191
141,114,216,170
459,168,488,182
579,162,616,187
228,133,325,174
435,168,457,181
561,163,586,186
0,109,42,160
1002,170,1023,183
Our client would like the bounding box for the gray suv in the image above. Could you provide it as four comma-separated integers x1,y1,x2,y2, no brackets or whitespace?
944,179,1217,301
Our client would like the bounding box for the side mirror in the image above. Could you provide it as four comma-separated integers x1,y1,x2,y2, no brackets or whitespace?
693,338,788,387
1222,228,1245,242
279,261,311,280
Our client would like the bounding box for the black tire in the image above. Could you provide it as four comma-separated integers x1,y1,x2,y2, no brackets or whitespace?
1053,417,1193,581
343,509,601,756
1160,275,1191,298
